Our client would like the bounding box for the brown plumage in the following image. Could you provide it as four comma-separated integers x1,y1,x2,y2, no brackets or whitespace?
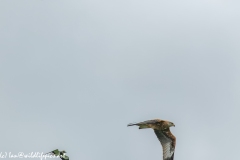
128,119,176,160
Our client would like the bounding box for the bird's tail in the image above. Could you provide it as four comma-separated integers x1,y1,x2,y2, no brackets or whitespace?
127,123,137,127
127,123,150,129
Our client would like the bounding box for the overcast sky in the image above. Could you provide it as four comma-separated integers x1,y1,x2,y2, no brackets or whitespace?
0,0,240,160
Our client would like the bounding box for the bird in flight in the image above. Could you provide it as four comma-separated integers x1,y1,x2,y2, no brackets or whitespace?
128,119,176,160
45,149,69,160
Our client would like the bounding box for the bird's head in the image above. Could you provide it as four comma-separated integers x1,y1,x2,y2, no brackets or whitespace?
167,121,175,127
62,151,67,154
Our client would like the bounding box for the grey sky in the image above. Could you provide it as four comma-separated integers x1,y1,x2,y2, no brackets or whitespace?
0,0,240,160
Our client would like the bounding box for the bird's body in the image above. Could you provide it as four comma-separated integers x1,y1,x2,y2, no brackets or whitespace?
128,119,176,160
45,149,69,160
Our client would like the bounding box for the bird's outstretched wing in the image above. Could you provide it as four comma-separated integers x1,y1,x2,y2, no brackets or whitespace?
154,128,176,160
52,149,60,155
